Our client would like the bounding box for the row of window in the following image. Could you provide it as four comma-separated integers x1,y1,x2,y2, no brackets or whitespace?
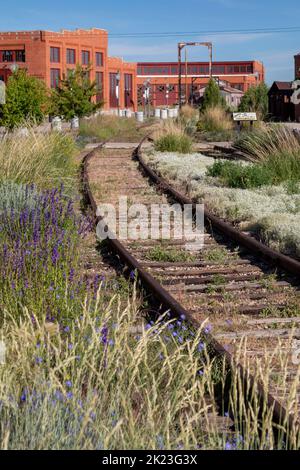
137,64,254,76
51,69,134,107
50,47,104,67
50,68,104,89
0,50,26,63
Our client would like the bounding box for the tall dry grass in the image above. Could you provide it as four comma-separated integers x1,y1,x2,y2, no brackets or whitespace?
198,106,234,133
0,128,76,190
153,120,193,154
0,289,299,449
234,123,300,163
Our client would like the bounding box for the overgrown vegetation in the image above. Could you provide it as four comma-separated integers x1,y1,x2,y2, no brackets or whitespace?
145,149,300,257
153,120,193,154
79,114,155,143
0,69,48,129
207,124,300,189
198,106,234,136
234,123,300,163
0,128,76,190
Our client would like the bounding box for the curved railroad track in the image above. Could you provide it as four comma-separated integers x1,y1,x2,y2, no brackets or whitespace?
82,139,300,446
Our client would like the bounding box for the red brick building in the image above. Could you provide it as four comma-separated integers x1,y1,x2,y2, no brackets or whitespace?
0,29,137,111
137,60,265,107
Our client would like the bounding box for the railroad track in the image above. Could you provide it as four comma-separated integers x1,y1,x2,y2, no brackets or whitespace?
83,140,300,445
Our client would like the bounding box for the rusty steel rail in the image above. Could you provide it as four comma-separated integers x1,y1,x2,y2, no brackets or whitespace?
82,141,299,439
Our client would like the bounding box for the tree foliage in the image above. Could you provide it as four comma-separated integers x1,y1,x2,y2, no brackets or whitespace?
0,69,48,129
238,82,269,120
50,65,103,120
202,79,226,111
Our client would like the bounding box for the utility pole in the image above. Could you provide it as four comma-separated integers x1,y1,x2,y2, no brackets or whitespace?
178,42,213,109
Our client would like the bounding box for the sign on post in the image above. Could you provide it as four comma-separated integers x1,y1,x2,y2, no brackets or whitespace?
0,80,5,105
233,112,257,122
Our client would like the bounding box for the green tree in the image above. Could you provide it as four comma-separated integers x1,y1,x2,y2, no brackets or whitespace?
0,69,48,129
238,82,269,120
50,65,103,120
202,78,226,110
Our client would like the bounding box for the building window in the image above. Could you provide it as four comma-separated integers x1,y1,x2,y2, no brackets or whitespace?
50,69,60,88
96,71,103,102
96,52,103,67
124,73,133,108
81,50,90,66
50,47,60,63
66,49,76,65
15,50,25,62
1,50,13,62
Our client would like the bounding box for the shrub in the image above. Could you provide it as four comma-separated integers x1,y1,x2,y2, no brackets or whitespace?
155,133,192,154
50,65,102,120
153,120,193,153
207,160,273,189
202,79,226,111
238,82,269,121
0,69,48,129
198,106,234,133
0,128,77,190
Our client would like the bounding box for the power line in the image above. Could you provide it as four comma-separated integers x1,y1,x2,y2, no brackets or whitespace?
109,26,300,38
1,26,299,40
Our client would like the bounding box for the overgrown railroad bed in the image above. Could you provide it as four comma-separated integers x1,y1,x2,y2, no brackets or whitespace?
86,142,300,443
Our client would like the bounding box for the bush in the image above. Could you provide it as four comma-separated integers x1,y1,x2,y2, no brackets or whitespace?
202,79,226,111
207,160,273,189
153,120,193,153
155,133,193,153
0,69,48,129
50,65,102,120
238,83,269,121
198,106,234,133
0,128,77,190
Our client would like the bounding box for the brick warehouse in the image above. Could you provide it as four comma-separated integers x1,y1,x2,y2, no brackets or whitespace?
0,28,137,111
137,60,265,107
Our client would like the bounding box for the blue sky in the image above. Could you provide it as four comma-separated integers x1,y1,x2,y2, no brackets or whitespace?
0,0,299,84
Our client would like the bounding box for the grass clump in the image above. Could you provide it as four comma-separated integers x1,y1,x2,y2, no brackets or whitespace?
154,121,193,154
198,106,233,134
197,106,235,143
154,134,193,154
234,123,300,163
146,246,196,262
0,128,76,191
209,125,300,189
203,247,231,263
